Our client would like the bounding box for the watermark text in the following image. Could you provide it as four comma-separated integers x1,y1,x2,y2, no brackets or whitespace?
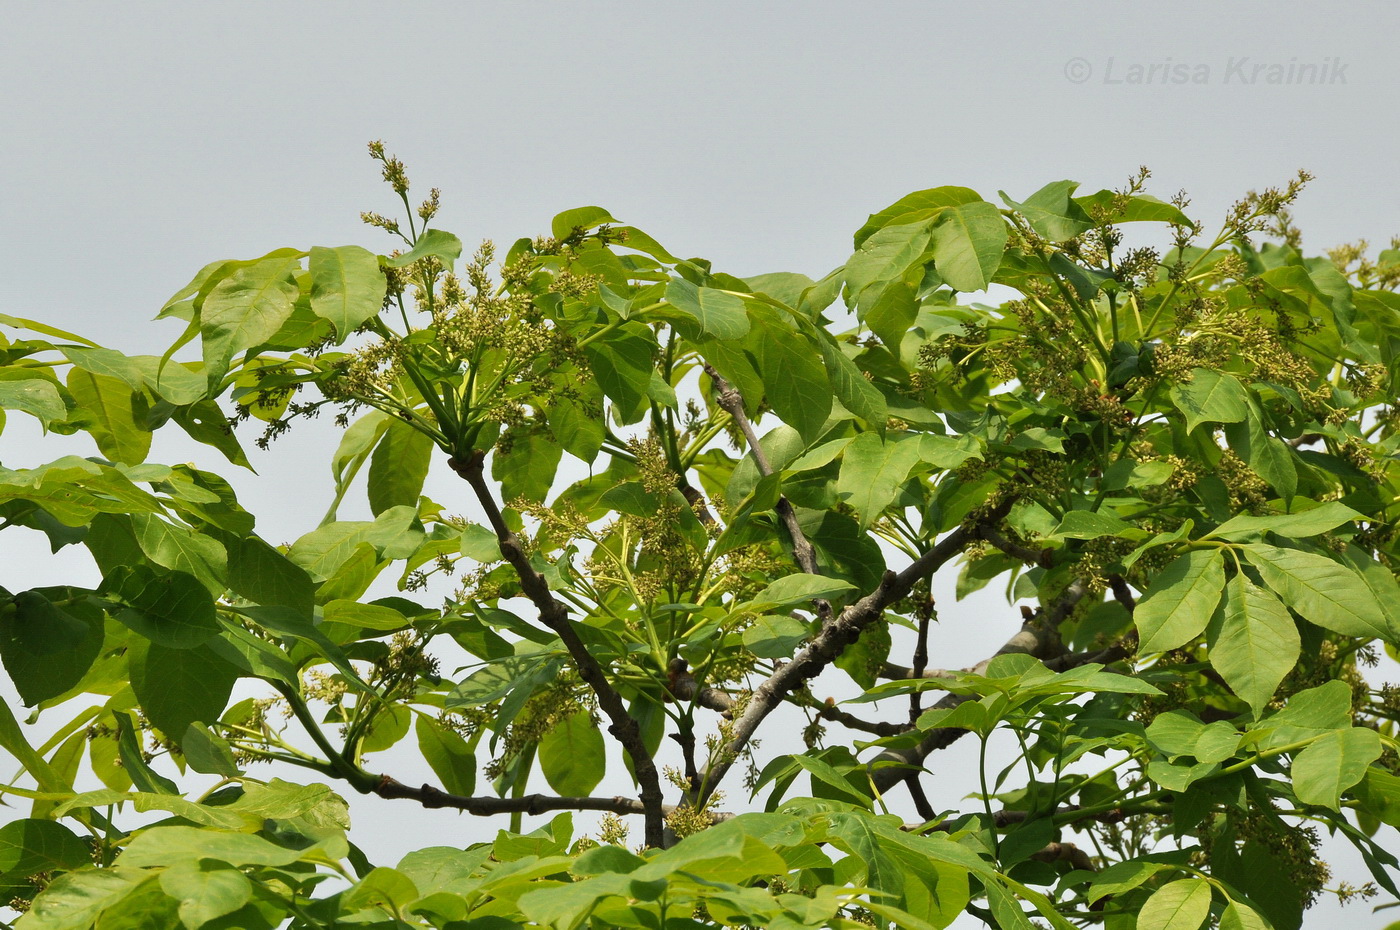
1063,56,1348,86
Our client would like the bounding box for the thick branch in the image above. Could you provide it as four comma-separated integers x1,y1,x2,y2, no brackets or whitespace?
374,776,651,817
449,451,666,847
704,365,830,623
669,661,736,717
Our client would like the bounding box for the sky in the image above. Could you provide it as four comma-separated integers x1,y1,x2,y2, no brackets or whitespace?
4,2,1400,926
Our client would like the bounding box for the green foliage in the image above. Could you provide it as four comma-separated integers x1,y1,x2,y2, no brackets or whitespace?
3,147,1400,928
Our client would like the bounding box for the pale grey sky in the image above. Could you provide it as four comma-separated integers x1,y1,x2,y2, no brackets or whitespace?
4,2,1399,927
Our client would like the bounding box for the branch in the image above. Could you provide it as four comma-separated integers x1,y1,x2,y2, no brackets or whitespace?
870,580,1088,795
692,500,1014,806
814,698,911,737
374,775,651,816
679,483,718,526
449,451,666,847
880,618,1053,682
881,663,959,681
976,524,1053,568
669,660,736,717
704,365,830,623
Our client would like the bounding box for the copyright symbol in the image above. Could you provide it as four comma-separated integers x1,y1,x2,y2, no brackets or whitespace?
1064,57,1092,84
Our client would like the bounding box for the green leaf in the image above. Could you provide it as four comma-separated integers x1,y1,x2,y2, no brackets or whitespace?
999,181,1094,241
65,369,150,465
1087,859,1165,902
612,225,679,263
225,535,315,614
1239,410,1296,500
130,356,204,405
14,868,145,930
158,861,253,930
1219,901,1272,930
1211,501,1363,540
1291,727,1382,810
918,433,983,470
341,866,419,915
0,692,67,793
929,201,1007,292
129,512,227,595
663,278,750,341
864,280,918,351
119,825,313,868
790,753,873,806
108,566,219,649
917,699,991,734
836,433,923,528
288,521,375,581
322,599,407,632
493,426,563,504
1208,576,1299,715
308,245,387,339
0,819,92,877
834,617,891,690
1073,190,1193,225
1135,550,1226,654
384,228,463,269
845,221,933,314
741,573,855,613
582,324,655,421
1243,543,1393,640
1051,509,1136,540
209,623,297,685
745,271,814,308
0,375,66,428
817,338,887,428
236,605,368,692
825,814,904,898
854,186,981,247
358,703,411,753
129,638,238,740
538,709,605,796
1353,768,1400,829
749,319,831,445
200,252,302,390
170,400,250,468
551,206,616,241
115,712,178,794
549,394,605,464
367,419,434,515
1254,680,1353,748
0,589,104,705
742,614,810,659
181,722,240,777
459,524,502,563
1169,369,1249,433
415,715,476,797
1137,878,1212,930
60,345,144,389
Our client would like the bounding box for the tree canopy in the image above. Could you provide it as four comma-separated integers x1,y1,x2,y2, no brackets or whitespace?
4,147,1400,929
